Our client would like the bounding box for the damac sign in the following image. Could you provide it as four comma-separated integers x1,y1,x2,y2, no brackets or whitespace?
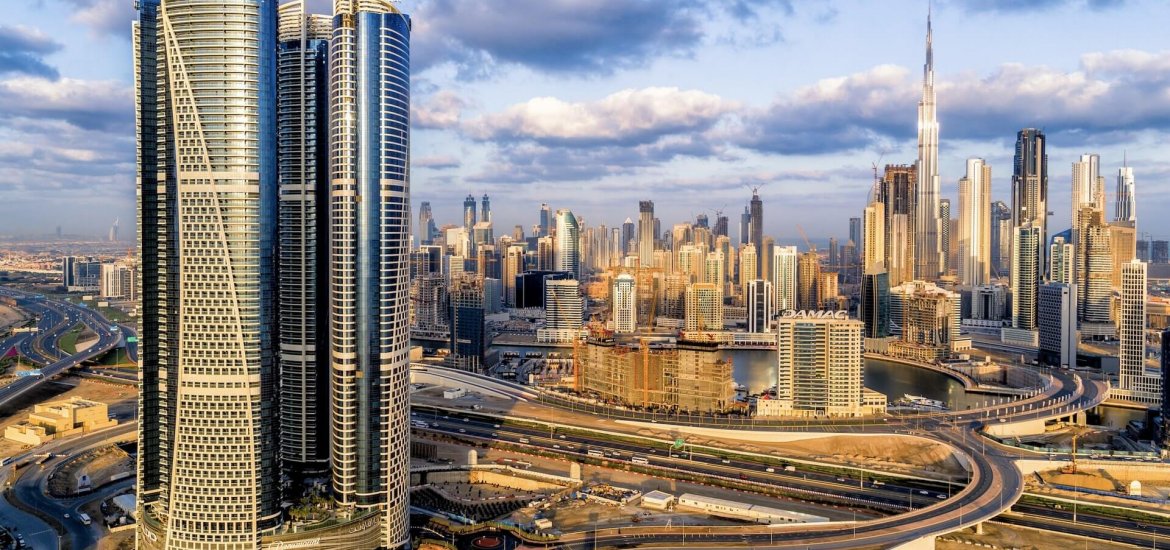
780,310,849,320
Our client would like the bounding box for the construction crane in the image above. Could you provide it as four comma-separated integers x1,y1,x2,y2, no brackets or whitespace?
796,224,815,252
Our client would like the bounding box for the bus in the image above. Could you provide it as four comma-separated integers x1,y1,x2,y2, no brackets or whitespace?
586,449,605,458
631,455,649,465
410,420,429,429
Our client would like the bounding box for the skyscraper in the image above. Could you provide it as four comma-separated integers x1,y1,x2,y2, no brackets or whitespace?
958,158,991,286
449,275,487,370
1072,153,1104,238
539,203,552,237
621,217,635,256
772,245,798,311
714,213,729,238
990,200,1012,277
463,194,477,229
135,0,282,545
796,250,821,311
555,208,580,278
739,205,750,245
685,283,723,331
1011,224,1041,331
769,313,867,417
419,201,436,244
863,201,886,274
613,273,637,334
938,199,951,276
328,0,413,543
739,243,757,290
277,0,331,480
1049,235,1075,285
1115,162,1136,223
1076,207,1114,337
861,270,890,338
503,244,525,307
747,279,774,333
1012,128,1048,274
481,193,491,223
1118,260,1159,404
849,217,862,266
915,10,941,282
639,200,655,267
1038,283,1077,368
880,164,917,285
750,190,764,277
539,279,583,343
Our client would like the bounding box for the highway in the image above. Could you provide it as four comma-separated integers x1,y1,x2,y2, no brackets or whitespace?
0,289,124,411
420,410,1170,548
1,423,137,550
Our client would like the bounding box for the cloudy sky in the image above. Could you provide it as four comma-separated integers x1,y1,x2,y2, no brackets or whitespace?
4,0,1169,244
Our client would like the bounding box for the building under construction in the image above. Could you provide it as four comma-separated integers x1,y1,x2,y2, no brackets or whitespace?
578,333,733,413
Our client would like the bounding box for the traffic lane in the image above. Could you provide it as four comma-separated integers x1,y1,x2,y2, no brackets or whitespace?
12,456,95,549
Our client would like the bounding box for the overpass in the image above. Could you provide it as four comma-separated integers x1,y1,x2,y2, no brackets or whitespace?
0,289,123,410
410,364,1111,548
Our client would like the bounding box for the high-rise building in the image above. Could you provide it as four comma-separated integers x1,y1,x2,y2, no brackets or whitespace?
1118,260,1159,404
915,11,941,282
714,213,729,238
536,236,555,270
503,245,525,307
276,0,331,480
449,275,488,371
463,194,477,229
820,271,839,310
1154,241,1169,264
1072,154,1105,239
796,250,821,311
538,203,552,237
1076,207,1114,337
704,250,725,289
1038,283,1077,368
613,273,637,334
880,164,917,285
1138,239,1151,262
481,193,491,223
970,284,1008,322
938,199,951,276
739,244,758,294
1049,235,1075,286
100,261,137,301
863,201,886,274
747,279,773,333
958,158,991,286
739,205,750,245
419,201,436,244
639,200,655,267
328,1,412,544
684,283,723,331
1115,163,1136,223
1012,128,1048,274
621,217,635,256
860,270,890,338
888,280,961,363
849,217,863,266
1011,224,1041,331
766,313,868,417
773,245,798,311
990,200,1012,277
750,190,764,276
135,0,284,545
555,208,580,278
828,237,839,269
1109,222,1137,289
539,279,583,343
1161,327,1170,446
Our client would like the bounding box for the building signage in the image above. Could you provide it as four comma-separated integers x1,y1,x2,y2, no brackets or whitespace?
780,310,849,320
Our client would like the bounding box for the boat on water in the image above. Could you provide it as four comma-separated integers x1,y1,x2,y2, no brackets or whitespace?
900,394,948,410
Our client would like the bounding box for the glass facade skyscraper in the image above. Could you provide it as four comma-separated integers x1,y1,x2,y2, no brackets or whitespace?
328,1,412,546
277,0,332,479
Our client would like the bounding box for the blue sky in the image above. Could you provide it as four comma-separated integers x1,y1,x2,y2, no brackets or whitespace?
3,0,1169,245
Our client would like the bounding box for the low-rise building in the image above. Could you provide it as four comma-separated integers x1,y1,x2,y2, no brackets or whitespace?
4,398,117,446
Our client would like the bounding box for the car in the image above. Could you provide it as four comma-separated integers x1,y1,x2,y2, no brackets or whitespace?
738,473,748,480
837,477,846,482
458,428,466,433
493,424,501,428
553,444,560,449
462,418,469,422
491,432,498,437
919,490,929,495
721,459,731,464
64,513,70,519
765,467,775,473
937,494,947,499
558,435,566,439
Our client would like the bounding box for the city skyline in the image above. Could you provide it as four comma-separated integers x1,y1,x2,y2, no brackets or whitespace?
5,0,1170,241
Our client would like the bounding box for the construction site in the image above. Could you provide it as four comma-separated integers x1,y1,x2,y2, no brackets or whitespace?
573,328,736,414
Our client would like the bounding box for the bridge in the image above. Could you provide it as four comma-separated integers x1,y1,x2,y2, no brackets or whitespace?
410,363,1107,548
